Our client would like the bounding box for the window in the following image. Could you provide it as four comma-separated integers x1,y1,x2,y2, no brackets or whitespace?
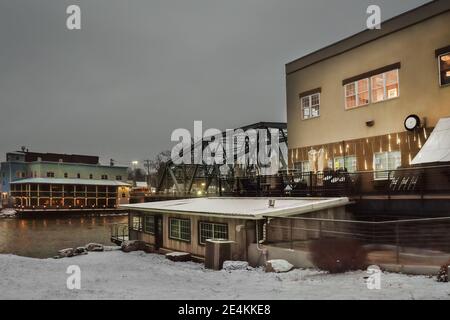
439,52,450,86
199,222,228,245
47,172,55,178
300,93,320,120
371,69,399,102
89,174,93,179
101,175,108,180
374,151,401,180
294,161,311,173
169,218,191,242
64,173,68,178
143,215,155,234
333,156,357,173
116,176,122,181
131,216,142,231
345,79,369,109
77,173,81,179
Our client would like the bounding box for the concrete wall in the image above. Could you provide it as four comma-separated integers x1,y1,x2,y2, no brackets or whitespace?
286,12,450,150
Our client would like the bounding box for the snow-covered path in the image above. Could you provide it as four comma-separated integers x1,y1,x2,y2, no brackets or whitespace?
0,251,449,300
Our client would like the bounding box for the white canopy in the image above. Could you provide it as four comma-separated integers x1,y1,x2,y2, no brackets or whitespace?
411,117,450,165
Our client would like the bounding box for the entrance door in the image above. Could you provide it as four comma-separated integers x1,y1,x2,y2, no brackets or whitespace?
154,215,163,250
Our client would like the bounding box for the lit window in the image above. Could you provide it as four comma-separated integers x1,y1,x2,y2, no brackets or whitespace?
300,93,320,120
132,216,142,231
439,52,450,86
143,215,155,234
333,156,357,172
169,218,191,242
371,69,399,103
345,79,369,109
374,151,401,180
199,222,228,245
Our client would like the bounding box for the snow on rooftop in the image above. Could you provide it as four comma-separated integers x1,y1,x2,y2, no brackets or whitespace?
120,197,349,219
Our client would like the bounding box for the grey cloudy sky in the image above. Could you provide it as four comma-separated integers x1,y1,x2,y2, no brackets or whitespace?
0,0,429,166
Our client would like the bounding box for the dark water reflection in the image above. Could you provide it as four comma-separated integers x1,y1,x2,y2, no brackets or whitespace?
0,215,127,258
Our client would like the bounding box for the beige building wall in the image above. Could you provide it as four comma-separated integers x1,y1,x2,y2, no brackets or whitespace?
286,11,450,151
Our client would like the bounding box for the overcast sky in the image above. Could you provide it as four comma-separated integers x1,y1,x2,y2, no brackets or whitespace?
0,0,429,166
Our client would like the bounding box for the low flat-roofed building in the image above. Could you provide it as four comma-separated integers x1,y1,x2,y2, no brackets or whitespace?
10,178,131,210
120,197,349,260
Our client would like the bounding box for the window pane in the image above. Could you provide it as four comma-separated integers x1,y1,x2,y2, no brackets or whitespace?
311,93,320,106
386,70,399,99
311,105,320,117
358,79,369,93
371,74,385,102
358,91,369,106
345,83,355,97
334,157,345,170
170,218,190,241
303,107,310,119
341,156,357,172
301,97,310,108
144,216,155,234
440,53,450,86
346,96,356,109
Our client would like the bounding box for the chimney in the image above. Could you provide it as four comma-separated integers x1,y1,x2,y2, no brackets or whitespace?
268,199,276,208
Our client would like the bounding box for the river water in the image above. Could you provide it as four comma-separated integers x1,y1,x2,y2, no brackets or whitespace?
0,215,127,258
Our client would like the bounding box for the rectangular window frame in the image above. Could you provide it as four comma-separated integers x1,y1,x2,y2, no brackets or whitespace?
345,79,370,110
198,221,229,245
370,69,400,104
333,155,357,173
438,52,450,87
373,151,402,180
143,215,155,235
169,218,191,243
300,93,320,120
131,215,142,231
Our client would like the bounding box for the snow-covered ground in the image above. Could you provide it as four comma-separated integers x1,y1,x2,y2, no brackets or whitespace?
0,251,449,300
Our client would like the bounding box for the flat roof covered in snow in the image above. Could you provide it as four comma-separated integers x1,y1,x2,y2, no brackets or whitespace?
120,197,349,219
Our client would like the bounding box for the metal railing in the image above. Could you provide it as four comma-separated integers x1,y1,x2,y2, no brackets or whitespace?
111,223,129,244
265,215,450,267
144,164,450,199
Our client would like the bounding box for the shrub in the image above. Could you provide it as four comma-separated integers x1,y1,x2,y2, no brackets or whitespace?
309,238,368,273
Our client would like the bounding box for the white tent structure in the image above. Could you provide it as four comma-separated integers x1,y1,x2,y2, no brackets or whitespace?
411,117,450,165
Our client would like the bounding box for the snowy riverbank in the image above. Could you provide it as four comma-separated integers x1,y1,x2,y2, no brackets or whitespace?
0,251,449,300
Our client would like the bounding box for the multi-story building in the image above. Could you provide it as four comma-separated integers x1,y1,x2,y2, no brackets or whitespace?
0,150,130,210
286,0,450,179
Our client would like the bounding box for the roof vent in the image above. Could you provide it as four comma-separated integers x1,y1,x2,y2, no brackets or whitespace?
268,199,276,208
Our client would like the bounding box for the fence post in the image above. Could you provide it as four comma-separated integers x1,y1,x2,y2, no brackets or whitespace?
395,222,400,265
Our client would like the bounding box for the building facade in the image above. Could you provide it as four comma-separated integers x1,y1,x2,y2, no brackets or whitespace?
286,0,450,177
0,151,130,210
